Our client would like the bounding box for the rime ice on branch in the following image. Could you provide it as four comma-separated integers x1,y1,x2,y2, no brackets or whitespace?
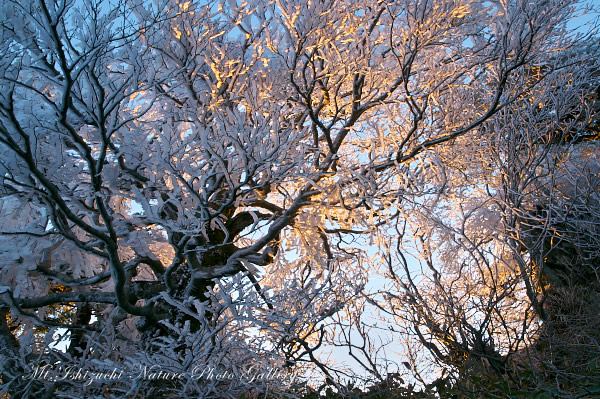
0,0,598,397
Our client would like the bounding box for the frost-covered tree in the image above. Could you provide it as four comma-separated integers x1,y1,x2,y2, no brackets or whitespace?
379,37,600,398
0,0,598,397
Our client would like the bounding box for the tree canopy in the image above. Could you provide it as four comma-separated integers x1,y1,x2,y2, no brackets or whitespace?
0,0,599,397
